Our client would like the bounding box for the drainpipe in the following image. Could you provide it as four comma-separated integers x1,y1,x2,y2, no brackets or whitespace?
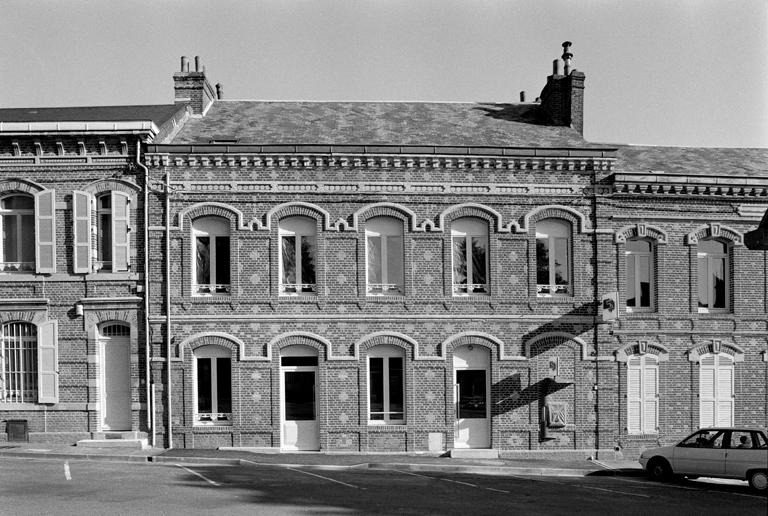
165,169,173,449
135,140,153,446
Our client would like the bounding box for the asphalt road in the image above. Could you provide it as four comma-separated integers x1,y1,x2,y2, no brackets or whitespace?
0,457,765,515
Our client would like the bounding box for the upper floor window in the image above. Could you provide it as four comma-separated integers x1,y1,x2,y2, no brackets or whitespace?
0,195,35,272
193,345,232,425
0,322,37,403
627,354,658,434
192,217,230,295
697,239,728,312
626,238,654,311
366,217,404,295
279,216,316,295
368,345,405,424
536,219,570,296
73,190,130,273
451,218,489,295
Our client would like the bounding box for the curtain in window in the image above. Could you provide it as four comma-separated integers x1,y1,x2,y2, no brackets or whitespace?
281,236,296,284
196,237,210,285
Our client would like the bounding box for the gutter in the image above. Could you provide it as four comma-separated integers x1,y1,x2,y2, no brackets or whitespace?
165,169,173,449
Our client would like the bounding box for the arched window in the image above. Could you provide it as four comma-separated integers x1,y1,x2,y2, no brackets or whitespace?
626,238,654,311
536,219,571,296
192,217,231,295
368,345,405,424
0,195,35,272
366,217,404,295
699,353,734,427
193,345,232,425
697,239,729,312
451,217,489,295
627,355,658,434
0,322,37,402
279,216,317,295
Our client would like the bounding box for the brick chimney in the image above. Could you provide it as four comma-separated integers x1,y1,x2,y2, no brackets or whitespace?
173,56,216,116
538,42,585,135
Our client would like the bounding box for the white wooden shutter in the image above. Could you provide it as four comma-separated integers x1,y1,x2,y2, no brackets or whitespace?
72,191,92,273
111,191,130,271
642,360,659,433
716,356,734,426
627,357,642,434
37,320,59,404
699,355,717,427
34,189,56,273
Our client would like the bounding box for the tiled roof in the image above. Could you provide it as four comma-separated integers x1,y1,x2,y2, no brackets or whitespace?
0,104,184,126
168,100,595,148
616,146,768,177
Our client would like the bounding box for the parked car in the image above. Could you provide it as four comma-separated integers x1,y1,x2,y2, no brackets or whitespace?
639,427,768,492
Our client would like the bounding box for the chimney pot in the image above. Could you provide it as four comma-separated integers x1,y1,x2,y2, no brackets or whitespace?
562,41,573,75
519,91,526,102
195,56,201,72
180,56,188,72
216,83,223,100
553,59,561,76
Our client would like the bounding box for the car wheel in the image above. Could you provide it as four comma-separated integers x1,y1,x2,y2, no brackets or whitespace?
647,458,672,482
748,471,768,493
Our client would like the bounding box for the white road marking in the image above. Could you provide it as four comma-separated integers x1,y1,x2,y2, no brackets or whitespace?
441,478,477,487
286,467,360,489
579,485,650,498
64,462,71,481
395,469,508,493
175,464,221,486
485,487,511,494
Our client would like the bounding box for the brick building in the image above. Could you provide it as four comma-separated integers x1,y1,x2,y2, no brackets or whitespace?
2,46,767,457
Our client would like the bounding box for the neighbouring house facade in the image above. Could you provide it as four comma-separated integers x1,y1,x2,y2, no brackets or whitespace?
2,46,767,457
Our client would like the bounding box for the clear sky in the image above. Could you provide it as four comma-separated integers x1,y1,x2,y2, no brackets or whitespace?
1,0,766,148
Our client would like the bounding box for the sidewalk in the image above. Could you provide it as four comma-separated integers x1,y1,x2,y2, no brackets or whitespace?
0,443,644,478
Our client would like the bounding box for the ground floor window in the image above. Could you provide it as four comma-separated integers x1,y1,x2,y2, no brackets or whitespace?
368,346,405,424
194,345,232,425
0,322,37,403
699,353,734,427
627,355,658,434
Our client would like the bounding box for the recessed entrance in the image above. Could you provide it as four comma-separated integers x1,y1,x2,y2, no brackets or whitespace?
280,345,320,451
453,345,490,449
99,324,131,431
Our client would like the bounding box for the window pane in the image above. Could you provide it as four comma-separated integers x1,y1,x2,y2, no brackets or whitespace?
386,236,404,291
554,237,569,285
20,215,35,264
536,238,549,284
369,357,384,415
712,257,726,308
284,371,315,420
638,255,651,307
281,356,318,367
367,236,382,284
2,214,18,262
301,236,316,289
452,237,467,286
388,357,404,415
627,239,651,253
471,237,487,291
216,358,231,413
215,236,230,285
626,254,636,307
98,213,112,262
697,256,708,308
281,236,296,284
196,237,210,285
457,370,486,419
197,358,212,413
700,239,726,254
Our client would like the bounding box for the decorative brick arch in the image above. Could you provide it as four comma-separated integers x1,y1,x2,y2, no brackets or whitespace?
176,332,245,361
255,202,333,231
687,339,745,363
177,202,247,230
0,312,47,325
522,205,589,233
614,223,669,245
685,223,744,246
441,331,503,358
353,203,418,232
0,178,45,195
84,309,138,331
83,178,140,198
355,332,418,359
438,203,504,233
615,341,670,362
524,331,592,360
268,331,330,359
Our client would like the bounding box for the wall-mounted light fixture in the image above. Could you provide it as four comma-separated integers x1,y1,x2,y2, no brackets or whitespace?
74,303,83,316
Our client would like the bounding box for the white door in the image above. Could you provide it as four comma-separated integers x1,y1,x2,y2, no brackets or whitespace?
100,325,131,431
453,346,490,449
280,345,320,451
699,354,734,428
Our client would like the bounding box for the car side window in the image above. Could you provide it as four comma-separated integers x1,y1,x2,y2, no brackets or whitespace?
731,431,753,449
753,432,768,449
680,430,719,448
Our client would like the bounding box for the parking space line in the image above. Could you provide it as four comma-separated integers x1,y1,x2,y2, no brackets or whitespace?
175,464,221,486
64,461,71,481
394,469,510,494
485,487,511,494
286,467,360,489
579,485,650,498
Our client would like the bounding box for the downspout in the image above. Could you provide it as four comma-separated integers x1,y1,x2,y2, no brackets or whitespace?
165,168,173,449
135,140,153,446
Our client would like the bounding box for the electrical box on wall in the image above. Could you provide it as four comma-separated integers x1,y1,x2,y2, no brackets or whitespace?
598,291,619,323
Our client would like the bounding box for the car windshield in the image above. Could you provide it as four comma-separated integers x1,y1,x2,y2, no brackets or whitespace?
678,429,726,448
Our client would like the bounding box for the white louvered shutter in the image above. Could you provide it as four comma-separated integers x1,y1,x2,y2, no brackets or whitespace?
34,189,56,273
37,320,59,404
642,358,659,433
72,191,92,273
111,191,130,271
699,356,716,427
627,357,642,434
715,355,734,426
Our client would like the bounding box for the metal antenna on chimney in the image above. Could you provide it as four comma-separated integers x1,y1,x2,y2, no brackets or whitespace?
562,41,573,75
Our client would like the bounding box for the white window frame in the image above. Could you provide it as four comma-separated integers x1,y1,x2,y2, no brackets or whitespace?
193,345,232,426
0,322,38,403
625,238,655,312
278,216,317,296
192,217,231,296
451,217,489,296
366,217,404,295
95,193,113,271
627,355,658,435
697,239,729,313
699,353,734,428
0,195,35,272
367,345,406,425
536,219,571,296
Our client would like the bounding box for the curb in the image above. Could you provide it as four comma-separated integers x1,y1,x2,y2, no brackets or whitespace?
366,462,598,477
